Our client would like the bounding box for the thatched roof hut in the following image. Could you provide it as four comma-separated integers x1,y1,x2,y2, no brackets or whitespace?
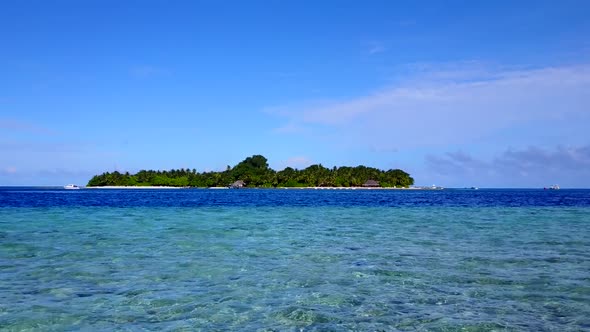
362,179,380,187
230,180,245,189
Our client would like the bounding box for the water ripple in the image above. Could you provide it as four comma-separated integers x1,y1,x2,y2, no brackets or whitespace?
0,193,589,330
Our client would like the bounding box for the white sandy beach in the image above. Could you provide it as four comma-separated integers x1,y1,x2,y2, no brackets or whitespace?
85,186,440,190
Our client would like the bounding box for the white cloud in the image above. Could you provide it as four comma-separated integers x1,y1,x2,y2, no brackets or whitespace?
269,63,590,150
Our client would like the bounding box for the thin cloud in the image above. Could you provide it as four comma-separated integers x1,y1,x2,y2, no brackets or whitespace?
494,145,590,174
1,167,17,175
0,118,57,135
272,123,306,134
36,168,97,178
275,156,313,170
397,19,416,27
0,140,88,153
130,65,171,78
367,41,386,55
425,145,590,187
0,167,97,186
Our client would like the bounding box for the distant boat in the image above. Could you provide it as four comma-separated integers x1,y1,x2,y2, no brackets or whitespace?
470,187,479,190
64,184,80,190
548,184,560,190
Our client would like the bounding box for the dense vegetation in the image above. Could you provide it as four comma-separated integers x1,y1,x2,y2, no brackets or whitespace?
87,155,414,188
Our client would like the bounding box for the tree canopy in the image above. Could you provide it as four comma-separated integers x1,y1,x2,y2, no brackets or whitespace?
87,155,414,188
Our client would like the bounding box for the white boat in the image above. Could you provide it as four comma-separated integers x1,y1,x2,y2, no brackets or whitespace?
64,184,80,190
548,184,560,190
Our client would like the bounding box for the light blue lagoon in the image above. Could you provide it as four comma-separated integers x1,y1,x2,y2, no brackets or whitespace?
1,188,589,331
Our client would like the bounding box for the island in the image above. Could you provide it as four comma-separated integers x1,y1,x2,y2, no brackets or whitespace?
87,155,414,188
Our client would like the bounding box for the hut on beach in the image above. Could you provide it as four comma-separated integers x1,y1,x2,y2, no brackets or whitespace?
230,180,245,189
362,179,380,187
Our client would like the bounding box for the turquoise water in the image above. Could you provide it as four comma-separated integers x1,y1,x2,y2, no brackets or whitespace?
1,189,590,331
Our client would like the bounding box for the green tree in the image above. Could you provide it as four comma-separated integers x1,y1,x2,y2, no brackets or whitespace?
86,154,414,188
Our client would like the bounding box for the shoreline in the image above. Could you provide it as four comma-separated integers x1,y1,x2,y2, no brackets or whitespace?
84,186,441,190
84,186,184,189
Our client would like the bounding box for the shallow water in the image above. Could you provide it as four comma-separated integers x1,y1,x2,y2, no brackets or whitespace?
1,188,589,331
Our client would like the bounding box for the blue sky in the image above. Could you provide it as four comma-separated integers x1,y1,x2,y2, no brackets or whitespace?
1,0,589,187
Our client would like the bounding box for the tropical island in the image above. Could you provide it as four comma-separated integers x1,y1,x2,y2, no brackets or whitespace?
87,155,414,188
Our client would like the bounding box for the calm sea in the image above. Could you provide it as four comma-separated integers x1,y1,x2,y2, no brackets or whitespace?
1,188,589,331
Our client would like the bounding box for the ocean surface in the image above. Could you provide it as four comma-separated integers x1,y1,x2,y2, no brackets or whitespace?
1,188,589,331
